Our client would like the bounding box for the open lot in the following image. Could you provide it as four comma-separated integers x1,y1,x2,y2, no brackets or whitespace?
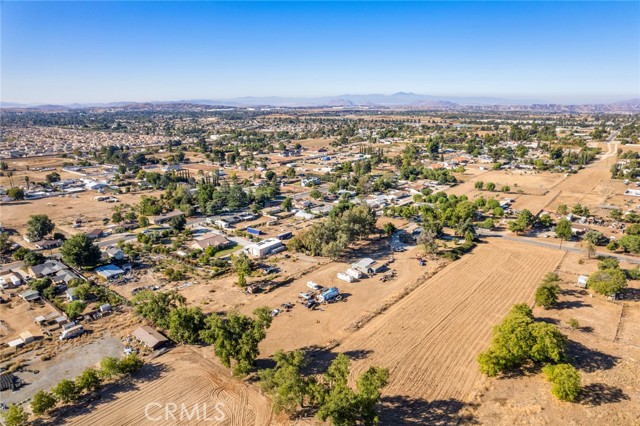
335,239,565,423
63,346,274,426
470,251,640,426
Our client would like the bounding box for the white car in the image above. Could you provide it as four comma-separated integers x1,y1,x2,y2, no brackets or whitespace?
298,292,312,300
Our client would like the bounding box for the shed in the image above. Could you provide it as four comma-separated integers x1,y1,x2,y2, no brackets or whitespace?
351,258,381,275
133,326,169,349
19,331,35,344
20,289,41,302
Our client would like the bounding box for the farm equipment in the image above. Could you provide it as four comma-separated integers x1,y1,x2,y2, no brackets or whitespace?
318,287,342,304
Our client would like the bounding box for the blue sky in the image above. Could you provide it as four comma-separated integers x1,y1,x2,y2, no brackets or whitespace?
1,1,639,104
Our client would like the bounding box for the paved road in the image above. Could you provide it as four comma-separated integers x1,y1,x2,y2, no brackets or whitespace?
477,229,640,265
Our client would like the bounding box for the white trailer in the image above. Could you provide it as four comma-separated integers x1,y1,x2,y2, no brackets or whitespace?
59,325,84,340
345,268,363,279
337,272,355,283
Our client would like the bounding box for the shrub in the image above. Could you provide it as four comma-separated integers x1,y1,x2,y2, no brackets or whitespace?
543,363,581,402
568,318,580,329
535,283,560,309
597,256,620,270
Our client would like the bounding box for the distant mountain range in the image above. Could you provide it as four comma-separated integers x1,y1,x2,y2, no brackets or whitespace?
2,93,639,112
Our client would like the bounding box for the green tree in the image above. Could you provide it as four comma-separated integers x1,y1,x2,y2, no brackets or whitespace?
132,290,186,328
478,303,567,376
26,214,55,241
138,215,149,228
111,211,123,224
417,229,438,255
76,368,102,392
1,404,29,426
23,250,45,266
170,214,186,231
382,223,396,237
543,363,581,402
118,353,144,375
555,218,573,246
232,251,253,276
598,256,620,270
310,188,322,200
52,379,80,403
65,301,86,320
31,390,57,415
315,354,389,426
587,268,627,296
535,279,560,309
60,233,101,267
0,232,11,254
556,204,568,216
167,306,206,344
100,356,122,378
200,307,273,375
486,182,496,191
259,350,311,414
282,197,293,212
6,187,24,200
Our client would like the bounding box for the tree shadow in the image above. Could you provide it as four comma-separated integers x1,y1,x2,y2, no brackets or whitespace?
536,317,560,325
380,396,479,426
561,288,588,297
578,326,594,333
568,340,619,372
580,383,630,406
555,300,592,309
300,348,374,375
621,287,640,301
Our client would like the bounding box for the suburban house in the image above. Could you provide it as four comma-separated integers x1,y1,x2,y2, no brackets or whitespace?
245,238,285,258
190,233,231,251
86,229,104,240
34,239,62,250
133,326,169,349
65,287,79,301
95,264,125,280
104,246,125,260
31,260,66,278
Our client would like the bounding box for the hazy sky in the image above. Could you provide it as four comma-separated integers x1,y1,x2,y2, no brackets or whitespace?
1,1,639,104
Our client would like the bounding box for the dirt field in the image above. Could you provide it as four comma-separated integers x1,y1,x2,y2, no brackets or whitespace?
0,298,51,344
469,251,640,426
334,239,565,423
1,190,162,237
63,346,274,426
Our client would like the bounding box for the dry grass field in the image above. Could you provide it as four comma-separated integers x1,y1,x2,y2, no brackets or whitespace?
63,347,274,426
336,239,565,423
470,252,640,426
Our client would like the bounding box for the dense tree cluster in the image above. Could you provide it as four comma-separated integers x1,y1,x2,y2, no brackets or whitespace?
259,351,389,425
478,304,567,377
289,204,377,259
